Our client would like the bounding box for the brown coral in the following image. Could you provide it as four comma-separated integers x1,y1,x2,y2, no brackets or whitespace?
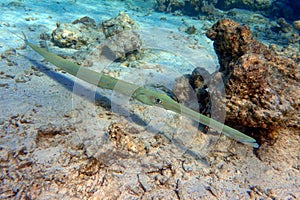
206,18,299,142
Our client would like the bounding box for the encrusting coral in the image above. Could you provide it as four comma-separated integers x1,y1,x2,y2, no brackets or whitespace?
204,18,299,143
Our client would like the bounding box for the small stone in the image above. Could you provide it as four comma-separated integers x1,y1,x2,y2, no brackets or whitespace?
0,83,9,88
5,59,17,66
15,74,30,83
107,123,146,154
4,48,16,57
0,118,4,125
72,16,96,28
24,17,38,21
185,25,196,35
28,25,36,32
293,20,300,30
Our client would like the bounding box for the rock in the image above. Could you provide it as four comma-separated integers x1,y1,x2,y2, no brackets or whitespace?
101,12,136,38
155,0,218,15
155,0,299,21
155,0,274,16
107,123,147,155
50,13,142,62
98,12,142,61
173,75,199,111
72,16,96,28
293,20,300,30
191,67,210,89
97,30,142,61
277,17,293,33
190,67,211,114
51,16,105,49
206,18,299,142
185,25,197,34
216,0,274,11
270,0,300,20
155,0,185,12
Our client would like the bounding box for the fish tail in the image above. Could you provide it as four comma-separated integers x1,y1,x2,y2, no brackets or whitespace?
21,31,29,46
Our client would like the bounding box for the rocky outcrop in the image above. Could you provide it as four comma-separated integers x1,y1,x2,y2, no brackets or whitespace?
205,18,299,142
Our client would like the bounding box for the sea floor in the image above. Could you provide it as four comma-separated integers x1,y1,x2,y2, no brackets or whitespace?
0,0,299,199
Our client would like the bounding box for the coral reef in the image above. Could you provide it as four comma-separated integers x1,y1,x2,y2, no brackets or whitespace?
155,0,185,13
215,0,274,11
154,0,276,16
270,0,300,20
154,0,300,22
204,18,299,142
155,0,218,15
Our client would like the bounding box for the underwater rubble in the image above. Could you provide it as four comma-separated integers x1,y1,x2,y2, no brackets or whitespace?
51,12,142,62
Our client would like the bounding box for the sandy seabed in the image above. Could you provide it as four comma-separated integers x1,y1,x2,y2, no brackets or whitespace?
0,0,299,199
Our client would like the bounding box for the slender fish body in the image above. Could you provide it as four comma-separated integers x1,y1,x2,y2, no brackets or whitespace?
23,33,258,148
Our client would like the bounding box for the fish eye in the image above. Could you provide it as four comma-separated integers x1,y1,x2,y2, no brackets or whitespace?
155,98,162,104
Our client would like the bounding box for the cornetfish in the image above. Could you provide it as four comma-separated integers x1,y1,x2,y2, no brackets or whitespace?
20,33,259,148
